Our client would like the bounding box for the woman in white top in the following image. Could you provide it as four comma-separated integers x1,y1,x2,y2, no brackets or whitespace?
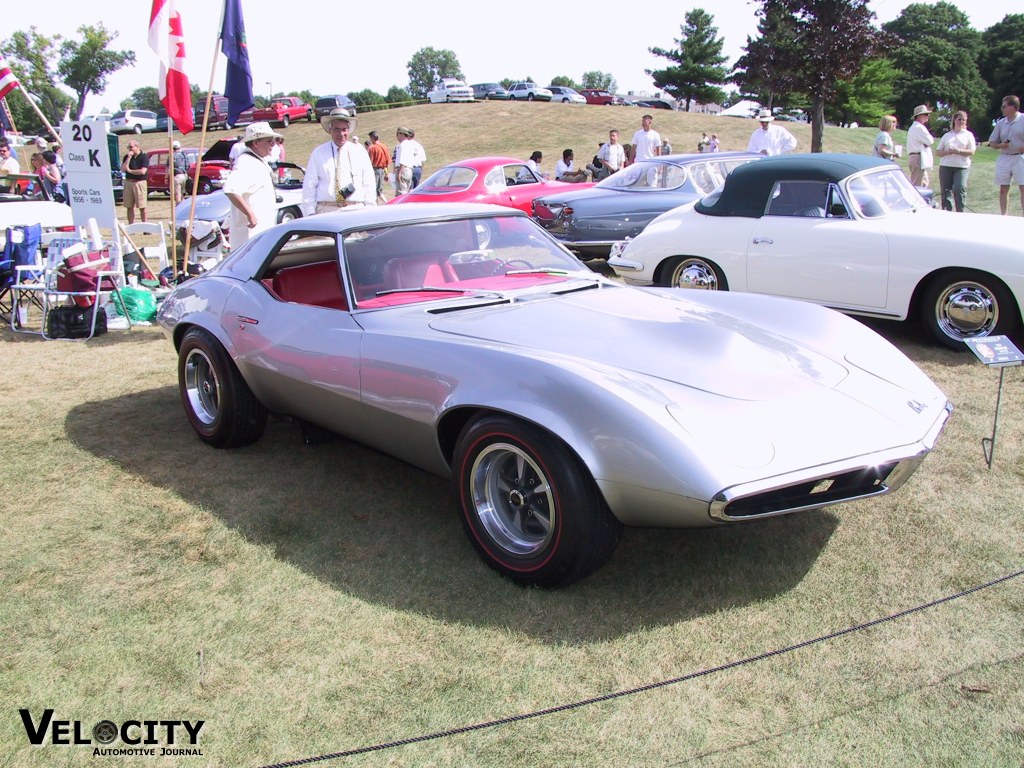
872,115,898,160
935,110,976,212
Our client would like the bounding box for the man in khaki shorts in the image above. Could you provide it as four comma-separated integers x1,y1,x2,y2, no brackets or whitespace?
121,140,150,223
989,95,1024,215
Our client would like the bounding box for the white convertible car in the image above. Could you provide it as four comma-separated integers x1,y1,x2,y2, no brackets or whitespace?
609,154,1024,349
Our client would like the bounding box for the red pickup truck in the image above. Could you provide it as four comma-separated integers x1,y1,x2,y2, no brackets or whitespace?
251,96,315,127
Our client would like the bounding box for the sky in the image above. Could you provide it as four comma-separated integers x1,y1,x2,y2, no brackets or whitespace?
2,0,1010,115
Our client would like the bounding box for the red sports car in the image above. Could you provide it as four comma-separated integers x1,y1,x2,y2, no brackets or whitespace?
389,156,591,214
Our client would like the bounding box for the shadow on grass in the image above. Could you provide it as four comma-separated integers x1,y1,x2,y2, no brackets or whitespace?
67,384,840,643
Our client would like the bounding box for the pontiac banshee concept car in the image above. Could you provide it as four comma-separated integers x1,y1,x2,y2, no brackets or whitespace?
158,203,951,587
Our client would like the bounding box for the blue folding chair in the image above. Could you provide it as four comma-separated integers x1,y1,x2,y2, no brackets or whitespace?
0,224,42,327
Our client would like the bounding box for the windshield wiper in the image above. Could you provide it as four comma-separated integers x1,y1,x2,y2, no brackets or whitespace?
375,286,505,298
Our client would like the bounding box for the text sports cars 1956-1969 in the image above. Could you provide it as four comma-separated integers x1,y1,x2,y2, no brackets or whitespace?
609,153,1024,350
158,202,951,587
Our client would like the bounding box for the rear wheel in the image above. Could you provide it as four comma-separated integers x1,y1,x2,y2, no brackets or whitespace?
133,124,143,134
919,270,1018,350
527,93,535,102
281,114,290,128
277,206,300,224
454,415,622,588
197,177,213,195
658,256,727,290
178,327,267,448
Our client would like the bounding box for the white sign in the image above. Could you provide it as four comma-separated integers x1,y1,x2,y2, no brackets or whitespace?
60,119,117,236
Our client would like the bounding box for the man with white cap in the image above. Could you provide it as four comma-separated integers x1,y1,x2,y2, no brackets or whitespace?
907,104,935,187
302,107,376,215
747,109,798,156
223,121,281,249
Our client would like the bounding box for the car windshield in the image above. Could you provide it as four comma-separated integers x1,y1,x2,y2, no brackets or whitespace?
845,167,926,218
596,161,689,191
343,215,589,308
411,166,477,195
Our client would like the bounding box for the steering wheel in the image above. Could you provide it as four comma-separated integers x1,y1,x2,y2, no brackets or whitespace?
493,259,532,275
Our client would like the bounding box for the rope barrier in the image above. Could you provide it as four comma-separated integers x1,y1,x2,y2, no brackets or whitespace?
256,567,1023,767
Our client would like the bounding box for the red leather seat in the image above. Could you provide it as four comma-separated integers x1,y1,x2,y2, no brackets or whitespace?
271,261,348,310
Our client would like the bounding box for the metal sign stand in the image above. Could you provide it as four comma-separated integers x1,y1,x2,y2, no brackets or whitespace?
963,336,1024,469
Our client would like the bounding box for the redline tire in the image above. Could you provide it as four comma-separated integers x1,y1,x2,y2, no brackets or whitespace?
178,327,267,448
454,415,622,587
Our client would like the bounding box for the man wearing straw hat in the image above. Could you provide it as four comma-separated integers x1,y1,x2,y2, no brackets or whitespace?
906,104,935,188
223,121,281,250
302,107,376,215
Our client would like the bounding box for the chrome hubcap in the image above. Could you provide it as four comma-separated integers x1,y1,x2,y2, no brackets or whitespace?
936,281,997,339
470,443,554,557
184,349,220,425
673,260,718,290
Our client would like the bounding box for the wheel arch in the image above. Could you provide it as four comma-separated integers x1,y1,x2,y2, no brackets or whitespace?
654,254,730,291
908,266,1021,324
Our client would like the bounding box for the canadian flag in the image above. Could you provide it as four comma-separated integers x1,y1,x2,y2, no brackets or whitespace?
148,0,194,133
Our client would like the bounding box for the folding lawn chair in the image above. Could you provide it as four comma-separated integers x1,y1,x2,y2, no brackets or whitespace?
1,224,42,328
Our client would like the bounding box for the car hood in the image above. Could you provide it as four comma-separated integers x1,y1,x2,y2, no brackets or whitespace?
428,284,848,401
881,207,1024,243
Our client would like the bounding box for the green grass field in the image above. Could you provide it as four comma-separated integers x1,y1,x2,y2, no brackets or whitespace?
2,103,1022,767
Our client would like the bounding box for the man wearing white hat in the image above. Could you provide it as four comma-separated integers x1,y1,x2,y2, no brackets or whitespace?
907,104,935,187
223,121,281,249
301,108,376,215
747,109,798,156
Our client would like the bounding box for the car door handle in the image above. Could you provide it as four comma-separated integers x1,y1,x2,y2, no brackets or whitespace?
752,237,774,245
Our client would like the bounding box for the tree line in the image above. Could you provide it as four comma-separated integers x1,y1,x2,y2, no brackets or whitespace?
3,2,1022,150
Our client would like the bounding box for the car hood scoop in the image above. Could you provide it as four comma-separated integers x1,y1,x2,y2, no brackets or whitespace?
428,287,848,401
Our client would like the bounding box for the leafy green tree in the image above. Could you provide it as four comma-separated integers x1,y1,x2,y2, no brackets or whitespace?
56,24,135,120
978,14,1024,132
826,56,899,126
499,78,515,89
385,85,413,106
0,27,73,134
733,3,802,111
123,86,161,112
581,71,617,93
882,2,988,127
740,0,887,152
646,9,729,111
549,75,579,90
349,89,388,112
406,47,464,99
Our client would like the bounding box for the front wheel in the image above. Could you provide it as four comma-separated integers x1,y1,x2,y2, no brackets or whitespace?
178,327,267,448
919,271,1018,350
197,177,213,195
277,206,300,224
658,256,727,290
454,415,622,588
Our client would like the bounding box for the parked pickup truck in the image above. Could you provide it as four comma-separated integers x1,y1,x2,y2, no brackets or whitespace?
251,96,315,127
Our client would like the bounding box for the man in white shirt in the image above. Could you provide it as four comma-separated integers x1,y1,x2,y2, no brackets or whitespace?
988,94,1024,216
406,128,426,187
394,127,416,195
301,108,376,215
555,149,587,183
747,110,798,156
906,104,935,187
596,130,626,178
630,115,661,164
223,122,281,250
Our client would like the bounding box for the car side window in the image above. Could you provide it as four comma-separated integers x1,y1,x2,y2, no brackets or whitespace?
826,184,851,218
765,181,830,218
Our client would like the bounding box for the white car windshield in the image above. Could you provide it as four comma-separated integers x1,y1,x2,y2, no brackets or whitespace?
597,162,688,191
845,167,926,218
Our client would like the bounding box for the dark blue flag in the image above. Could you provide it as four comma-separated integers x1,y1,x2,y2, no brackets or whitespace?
220,0,253,126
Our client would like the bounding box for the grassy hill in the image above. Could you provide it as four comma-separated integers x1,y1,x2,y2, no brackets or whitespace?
132,101,1004,217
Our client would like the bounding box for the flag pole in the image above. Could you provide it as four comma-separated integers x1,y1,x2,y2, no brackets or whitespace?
14,82,62,146
167,117,176,278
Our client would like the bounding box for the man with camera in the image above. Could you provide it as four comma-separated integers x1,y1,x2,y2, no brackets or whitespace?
301,108,376,215
223,122,282,250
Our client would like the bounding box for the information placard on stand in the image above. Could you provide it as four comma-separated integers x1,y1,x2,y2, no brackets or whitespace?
963,335,1023,469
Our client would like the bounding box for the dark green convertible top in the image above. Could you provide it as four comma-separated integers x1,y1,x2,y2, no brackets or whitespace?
695,153,892,218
